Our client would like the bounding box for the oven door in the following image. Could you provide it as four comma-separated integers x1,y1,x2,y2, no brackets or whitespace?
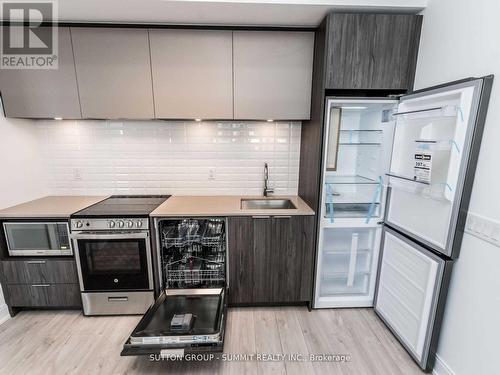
72,232,153,292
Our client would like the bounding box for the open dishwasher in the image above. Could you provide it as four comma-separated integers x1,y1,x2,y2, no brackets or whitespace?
121,218,227,356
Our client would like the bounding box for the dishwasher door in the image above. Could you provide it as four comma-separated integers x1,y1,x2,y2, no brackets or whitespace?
121,288,227,356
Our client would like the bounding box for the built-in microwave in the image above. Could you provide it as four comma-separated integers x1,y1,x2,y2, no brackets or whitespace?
3,222,72,256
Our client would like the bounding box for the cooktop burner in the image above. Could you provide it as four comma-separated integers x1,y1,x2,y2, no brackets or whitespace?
72,195,170,218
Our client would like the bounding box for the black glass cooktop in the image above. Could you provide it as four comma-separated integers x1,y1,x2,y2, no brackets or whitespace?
73,195,170,218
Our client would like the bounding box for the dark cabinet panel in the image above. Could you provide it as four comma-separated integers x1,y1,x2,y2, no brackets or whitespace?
252,217,275,303
227,216,255,304
325,13,422,90
1,259,79,284
227,216,314,305
6,284,81,307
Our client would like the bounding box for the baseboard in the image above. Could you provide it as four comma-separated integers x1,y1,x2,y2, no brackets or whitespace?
0,303,10,326
433,355,455,375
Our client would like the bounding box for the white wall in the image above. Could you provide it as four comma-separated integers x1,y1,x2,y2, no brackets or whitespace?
0,111,47,325
415,1,500,374
36,120,301,196
0,117,47,209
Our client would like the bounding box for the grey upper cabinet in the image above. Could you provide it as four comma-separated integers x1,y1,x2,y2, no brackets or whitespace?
233,31,314,120
71,27,154,119
0,27,81,119
325,13,422,90
149,29,233,119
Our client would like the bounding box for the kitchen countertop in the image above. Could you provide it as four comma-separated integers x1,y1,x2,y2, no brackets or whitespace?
0,196,108,218
150,195,315,217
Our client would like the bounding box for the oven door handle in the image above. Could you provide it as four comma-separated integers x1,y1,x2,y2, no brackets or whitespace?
71,232,149,240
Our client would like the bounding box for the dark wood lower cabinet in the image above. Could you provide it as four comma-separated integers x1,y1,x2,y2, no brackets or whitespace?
228,215,315,305
0,258,82,313
5,283,81,307
1,259,79,284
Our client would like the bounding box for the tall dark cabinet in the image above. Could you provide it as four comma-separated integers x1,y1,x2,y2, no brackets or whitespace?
298,12,422,213
325,13,422,90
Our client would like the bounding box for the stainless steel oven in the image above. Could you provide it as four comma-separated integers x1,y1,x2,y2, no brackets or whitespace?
71,218,154,315
3,221,72,256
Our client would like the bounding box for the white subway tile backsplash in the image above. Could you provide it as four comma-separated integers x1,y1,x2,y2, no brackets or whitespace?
37,120,301,196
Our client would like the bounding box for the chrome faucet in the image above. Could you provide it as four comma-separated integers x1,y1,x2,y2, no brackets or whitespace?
263,162,274,197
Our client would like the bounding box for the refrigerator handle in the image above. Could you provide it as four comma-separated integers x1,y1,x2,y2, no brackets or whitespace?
347,233,359,287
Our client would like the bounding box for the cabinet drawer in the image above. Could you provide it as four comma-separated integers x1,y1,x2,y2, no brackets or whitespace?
6,283,81,307
1,260,79,284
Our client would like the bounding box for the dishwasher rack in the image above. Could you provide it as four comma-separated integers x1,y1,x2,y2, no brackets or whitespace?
159,218,226,289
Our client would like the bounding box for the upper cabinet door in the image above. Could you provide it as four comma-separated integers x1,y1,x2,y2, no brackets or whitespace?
71,28,154,119
326,13,422,90
149,29,233,120
233,31,314,120
0,27,81,119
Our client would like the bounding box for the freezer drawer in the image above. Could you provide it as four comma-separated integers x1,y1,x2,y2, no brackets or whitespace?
315,226,381,308
121,288,227,356
374,228,453,371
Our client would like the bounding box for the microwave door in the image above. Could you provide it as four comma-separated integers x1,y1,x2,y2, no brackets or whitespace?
385,76,492,258
46,224,59,250
4,223,53,255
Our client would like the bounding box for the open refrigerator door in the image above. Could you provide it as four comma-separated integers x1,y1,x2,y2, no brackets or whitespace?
385,77,489,258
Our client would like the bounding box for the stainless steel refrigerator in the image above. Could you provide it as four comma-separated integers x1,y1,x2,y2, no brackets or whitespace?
314,76,493,371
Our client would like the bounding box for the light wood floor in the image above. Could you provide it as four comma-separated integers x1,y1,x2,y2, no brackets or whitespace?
0,307,423,375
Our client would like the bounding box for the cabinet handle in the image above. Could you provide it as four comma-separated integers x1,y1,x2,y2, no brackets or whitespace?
26,260,46,264
274,216,291,219
108,297,128,302
252,216,270,219
31,284,50,287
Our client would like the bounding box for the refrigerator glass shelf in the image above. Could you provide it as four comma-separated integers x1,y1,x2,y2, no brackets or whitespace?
340,129,383,132
324,175,379,185
323,248,370,256
325,203,381,218
322,271,371,280
338,142,382,146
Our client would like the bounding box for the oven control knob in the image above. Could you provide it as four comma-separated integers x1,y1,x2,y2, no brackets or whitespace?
127,220,134,228
75,221,83,228
137,220,143,228
117,220,124,228
108,221,116,228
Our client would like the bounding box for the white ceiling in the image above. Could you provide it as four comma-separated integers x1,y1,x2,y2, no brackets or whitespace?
49,0,426,27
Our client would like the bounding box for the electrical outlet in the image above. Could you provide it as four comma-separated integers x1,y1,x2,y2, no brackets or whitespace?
208,167,216,181
465,212,500,247
73,168,82,181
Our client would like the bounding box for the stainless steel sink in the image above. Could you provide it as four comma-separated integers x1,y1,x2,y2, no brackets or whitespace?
241,199,296,210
